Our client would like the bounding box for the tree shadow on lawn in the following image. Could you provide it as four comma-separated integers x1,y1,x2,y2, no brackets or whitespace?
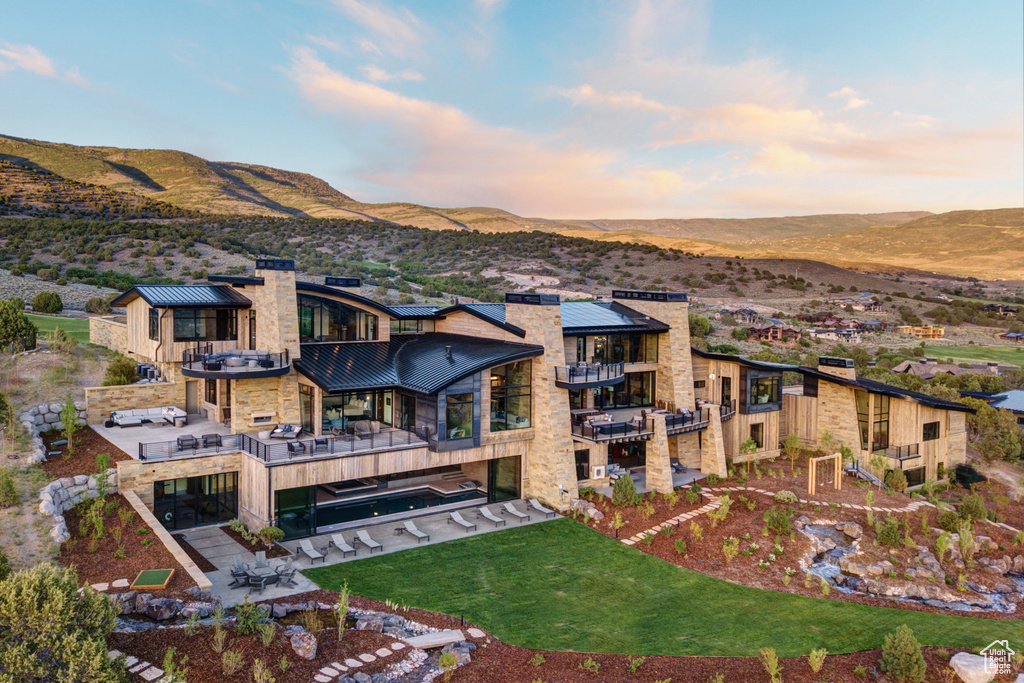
303,518,1023,657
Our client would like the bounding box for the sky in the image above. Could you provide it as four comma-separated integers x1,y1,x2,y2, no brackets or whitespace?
0,0,1021,219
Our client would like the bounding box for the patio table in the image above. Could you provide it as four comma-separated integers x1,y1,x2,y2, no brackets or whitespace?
248,566,280,584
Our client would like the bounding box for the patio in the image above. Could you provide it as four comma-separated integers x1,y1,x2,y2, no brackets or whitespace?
595,466,706,497
91,415,233,459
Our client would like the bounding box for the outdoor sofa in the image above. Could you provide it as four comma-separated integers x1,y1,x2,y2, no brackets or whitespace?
110,406,187,428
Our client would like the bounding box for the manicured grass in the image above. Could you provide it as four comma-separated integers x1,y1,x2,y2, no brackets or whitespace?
26,314,91,343
304,519,1023,657
923,344,1024,367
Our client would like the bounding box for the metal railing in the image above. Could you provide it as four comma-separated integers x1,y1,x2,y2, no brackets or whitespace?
555,361,625,384
875,443,921,462
182,347,290,373
138,426,429,463
664,408,711,434
571,418,653,442
720,399,737,421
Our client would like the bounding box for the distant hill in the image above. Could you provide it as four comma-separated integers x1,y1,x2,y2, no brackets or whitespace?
1,133,1018,278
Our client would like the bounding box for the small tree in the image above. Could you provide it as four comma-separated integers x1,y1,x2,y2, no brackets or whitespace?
869,453,887,490
884,469,908,493
880,624,926,682
60,391,79,457
335,582,350,642
0,467,17,507
612,473,641,507
258,526,285,549
739,438,759,475
32,291,63,314
818,430,839,455
85,297,112,315
782,433,801,473
0,298,37,350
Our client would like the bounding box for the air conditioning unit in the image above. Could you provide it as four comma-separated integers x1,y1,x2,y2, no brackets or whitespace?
591,465,607,479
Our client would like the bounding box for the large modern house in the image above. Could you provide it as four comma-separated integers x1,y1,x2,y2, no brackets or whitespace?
87,260,971,538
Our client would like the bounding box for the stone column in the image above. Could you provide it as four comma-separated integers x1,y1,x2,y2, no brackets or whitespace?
645,413,674,494
615,293,695,411
701,405,727,478
505,295,578,509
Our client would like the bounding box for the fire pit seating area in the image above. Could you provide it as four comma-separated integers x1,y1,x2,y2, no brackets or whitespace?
201,350,280,371
109,406,187,428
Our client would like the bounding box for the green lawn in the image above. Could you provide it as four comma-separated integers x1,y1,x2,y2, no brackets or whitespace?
924,344,1024,367
304,519,1023,657
26,314,91,343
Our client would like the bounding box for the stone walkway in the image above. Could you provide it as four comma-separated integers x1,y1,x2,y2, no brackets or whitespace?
108,627,490,682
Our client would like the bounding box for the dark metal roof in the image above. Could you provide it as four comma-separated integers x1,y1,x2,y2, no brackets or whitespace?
111,285,252,309
388,305,443,318
294,333,544,394
690,347,794,372
433,303,526,338
560,301,670,335
798,367,975,413
208,275,265,286
295,281,397,318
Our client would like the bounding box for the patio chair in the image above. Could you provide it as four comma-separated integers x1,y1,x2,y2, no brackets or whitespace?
328,533,357,558
228,556,249,588
176,435,198,451
355,529,383,553
528,499,556,519
275,559,298,587
248,574,268,595
287,441,306,456
402,520,430,543
298,539,325,564
501,502,529,523
313,436,329,453
477,506,506,527
448,511,476,532
254,551,268,569
202,433,222,448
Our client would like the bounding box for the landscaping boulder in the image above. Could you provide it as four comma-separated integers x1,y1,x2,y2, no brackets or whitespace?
290,631,318,660
836,521,862,540
110,591,138,614
272,603,290,619
143,598,182,621
1013,555,1024,574
949,652,994,683
793,515,810,530
384,627,410,639
356,615,384,632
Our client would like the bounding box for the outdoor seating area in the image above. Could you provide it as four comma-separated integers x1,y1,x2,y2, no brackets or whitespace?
107,406,187,429
227,552,299,594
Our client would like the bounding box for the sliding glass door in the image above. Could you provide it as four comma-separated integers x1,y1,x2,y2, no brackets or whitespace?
154,472,237,530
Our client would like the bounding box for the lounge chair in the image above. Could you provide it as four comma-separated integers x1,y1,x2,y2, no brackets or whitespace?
502,502,529,523
328,534,357,558
448,511,476,532
298,539,325,564
202,433,222,448
402,520,430,543
528,499,556,519
355,529,383,553
477,506,506,527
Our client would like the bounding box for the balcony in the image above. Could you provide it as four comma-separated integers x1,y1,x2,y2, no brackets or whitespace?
875,443,922,467
137,425,428,463
181,346,291,379
664,408,711,436
720,399,737,422
555,361,626,389
571,416,653,443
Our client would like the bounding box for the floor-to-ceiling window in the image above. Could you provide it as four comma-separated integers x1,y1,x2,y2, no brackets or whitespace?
298,294,378,342
872,394,890,451
592,333,658,365
154,473,237,530
275,486,316,540
173,309,238,342
487,456,521,502
594,371,654,409
299,384,315,434
446,393,474,439
490,360,531,431
322,390,392,433
855,390,870,451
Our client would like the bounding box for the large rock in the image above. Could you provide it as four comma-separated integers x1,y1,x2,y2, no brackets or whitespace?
1013,555,1024,574
355,615,383,632
836,521,862,539
949,652,994,683
290,632,318,660
143,598,182,621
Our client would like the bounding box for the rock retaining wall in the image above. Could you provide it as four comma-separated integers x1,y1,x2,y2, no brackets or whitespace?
38,468,118,544
18,401,88,465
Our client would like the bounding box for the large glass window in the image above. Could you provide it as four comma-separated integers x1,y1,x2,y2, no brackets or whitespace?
389,319,435,334
322,391,390,433
872,394,890,451
594,371,654,409
750,422,765,448
299,384,315,433
148,308,159,341
172,309,237,342
446,393,474,439
592,333,658,364
749,375,781,405
205,378,216,404
904,466,925,488
855,390,870,451
490,361,531,431
154,472,237,530
923,421,940,442
298,294,378,342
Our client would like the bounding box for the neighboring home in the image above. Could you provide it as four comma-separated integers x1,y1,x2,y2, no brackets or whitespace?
716,307,763,325
960,389,1024,429
798,311,842,325
1000,332,1024,343
84,264,971,539
748,322,802,343
897,325,945,339
828,297,881,312
808,328,862,343
891,358,1004,380
984,304,1018,316
861,320,893,333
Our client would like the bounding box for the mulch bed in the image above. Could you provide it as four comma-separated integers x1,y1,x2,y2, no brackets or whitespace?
581,456,1022,620
222,524,291,559
172,533,219,573
40,427,130,479
59,493,197,598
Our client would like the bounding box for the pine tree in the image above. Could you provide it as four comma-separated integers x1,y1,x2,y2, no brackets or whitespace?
880,624,926,682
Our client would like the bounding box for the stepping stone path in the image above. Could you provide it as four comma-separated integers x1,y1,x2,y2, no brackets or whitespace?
88,577,133,593
110,617,496,682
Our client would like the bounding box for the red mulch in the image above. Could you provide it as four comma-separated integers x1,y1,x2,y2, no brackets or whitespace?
580,456,1021,620
222,524,291,559
59,493,197,598
40,428,130,478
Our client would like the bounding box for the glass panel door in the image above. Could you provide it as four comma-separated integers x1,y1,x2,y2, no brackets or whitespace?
487,456,521,503
275,486,316,539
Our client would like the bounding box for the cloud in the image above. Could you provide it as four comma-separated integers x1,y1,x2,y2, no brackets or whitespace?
0,43,89,87
358,64,423,82
829,86,869,110
286,46,702,217
748,143,818,173
331,0,422,50
306,34,343,52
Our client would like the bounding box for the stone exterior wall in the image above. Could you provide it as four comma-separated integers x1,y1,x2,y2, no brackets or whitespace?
701,406,728,477
88,316,129,354
815,380,861,453
645,414,673,494
623,299,695,411
117,452,243,508
229,374,300,432
505,300,578,509
84,381,184,424
18,401,88,464
251,267,301,359
38,469,118,544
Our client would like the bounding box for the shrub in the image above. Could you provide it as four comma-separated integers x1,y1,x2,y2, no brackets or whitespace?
876,516,903,547
936,509,960,532
32,291,63,314
808,648,827,672
958,493,987,522
0,468,17,507
626,656,645,673
258,526,285,547
674,539,687,555
612,473,641,507
885,469,908,493
439,651,460,680
222,650,243,675
774,490,798,504
759,647,783,683
85,297,112,315
233,595,263,635
764,507,792,535
0,564,121,681
722,537,739,563
102,354,137,386
880,624,926,682
0,298,38,349
579,657,600,673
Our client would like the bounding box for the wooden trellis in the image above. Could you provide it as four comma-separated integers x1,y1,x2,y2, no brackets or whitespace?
808,453,842,496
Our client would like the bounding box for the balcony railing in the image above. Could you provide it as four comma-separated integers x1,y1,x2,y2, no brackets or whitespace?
138,427,428,463
664,408,711,435
181,346,290,378
720,399,737,422
571,418,653,442
555,361,625,388
875,443,921,463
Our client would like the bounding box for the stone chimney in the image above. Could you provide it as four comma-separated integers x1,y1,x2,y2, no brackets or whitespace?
817,356,856,381
324,276,362,292
252,259,300,359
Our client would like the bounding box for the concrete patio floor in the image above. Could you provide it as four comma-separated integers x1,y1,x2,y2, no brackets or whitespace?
91,415,232,458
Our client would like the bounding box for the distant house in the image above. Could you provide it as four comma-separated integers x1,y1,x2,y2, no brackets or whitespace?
960,389,1024,429
1000,331,1024,343
984,304,1019,316
808,328,861,343
892,358,1004,380
748,323,801,343
897,325,944,339
861,320,893,333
